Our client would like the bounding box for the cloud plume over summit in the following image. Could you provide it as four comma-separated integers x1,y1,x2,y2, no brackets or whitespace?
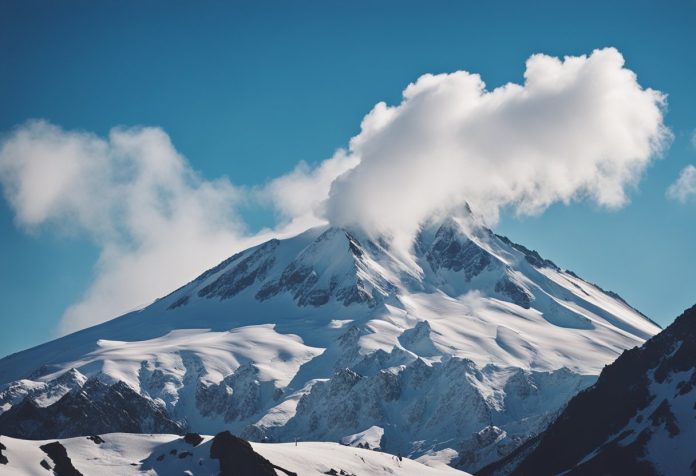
323,47,670,242
0,48,670,334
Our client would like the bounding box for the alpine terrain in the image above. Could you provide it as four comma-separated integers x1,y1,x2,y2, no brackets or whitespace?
481,303,696,476
0,216,660,472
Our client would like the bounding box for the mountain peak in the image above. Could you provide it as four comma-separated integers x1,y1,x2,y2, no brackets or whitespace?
0,219,663,473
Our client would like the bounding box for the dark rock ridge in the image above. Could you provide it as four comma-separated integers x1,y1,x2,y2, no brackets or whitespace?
495,234,559,271
0,378,183,439
86,434,104,444
172,227,399,310
198,240,279,300
426,221,492,279
183,432,204,446
257,228,394,307
40,441,83,476
210,430,297,476
502,304,696,476
494,277,532,309
165,218,596,317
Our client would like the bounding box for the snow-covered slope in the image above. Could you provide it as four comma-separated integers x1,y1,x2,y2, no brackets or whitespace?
0,432,469,476
0,217,660,472
482,303,696,476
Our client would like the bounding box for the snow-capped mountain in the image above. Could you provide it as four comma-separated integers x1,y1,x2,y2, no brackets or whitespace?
0,216,660,472
482,303,696,476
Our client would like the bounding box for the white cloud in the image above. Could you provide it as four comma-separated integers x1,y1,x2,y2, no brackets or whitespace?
667,165,696,203
0,121,341,334
0,121,250,333
0,48,672,335
258,149,359,231
323,48,670,251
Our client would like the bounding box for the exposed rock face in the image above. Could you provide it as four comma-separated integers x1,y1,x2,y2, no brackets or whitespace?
183,432,204,446
426,220,493,279
86,435,104,444
40,441,83,476
210,430,296,476
0,368,87,415
495,235,559,271
197,363,278,422
494,277,532,309
0,378,183,439
257,228,396,307
502,304,696,476
198,240,279,300
252,358,592,472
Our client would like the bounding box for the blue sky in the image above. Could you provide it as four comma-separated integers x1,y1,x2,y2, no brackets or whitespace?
1,0,695,357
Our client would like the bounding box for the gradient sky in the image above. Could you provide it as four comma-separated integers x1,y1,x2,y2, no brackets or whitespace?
1,0,695,358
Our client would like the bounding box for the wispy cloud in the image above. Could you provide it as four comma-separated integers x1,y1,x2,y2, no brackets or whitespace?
667,165,696,204
257,149,359,232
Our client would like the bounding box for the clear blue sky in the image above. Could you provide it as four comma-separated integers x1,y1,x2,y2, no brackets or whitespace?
1,0,695,357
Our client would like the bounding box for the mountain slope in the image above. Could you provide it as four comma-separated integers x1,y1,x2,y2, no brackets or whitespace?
492,303,696,476
0,217,659,472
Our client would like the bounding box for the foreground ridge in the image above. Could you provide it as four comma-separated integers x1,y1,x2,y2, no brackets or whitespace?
0,432,469,475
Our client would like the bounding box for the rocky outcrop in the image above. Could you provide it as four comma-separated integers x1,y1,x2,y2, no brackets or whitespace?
426,220,493,279
198,240,279,300
250,358,592,473
39,441,82,476
210,430,297,476
257,228,395,307
508,304,696,476
0,368,87,415
197,363,280,423
494,277,532,309
0,378,183,439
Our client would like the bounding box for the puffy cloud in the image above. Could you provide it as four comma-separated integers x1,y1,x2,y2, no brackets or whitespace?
324,48,670,249
666,165,696,203
0,121,248,332
0,121,350,334
0,122,263,333
0,48,672,334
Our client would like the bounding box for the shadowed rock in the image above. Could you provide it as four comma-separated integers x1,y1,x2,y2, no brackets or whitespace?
497,304,696,476
210,430,297,476
183,432,204,446
0,378,182,439
40,441,82,476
